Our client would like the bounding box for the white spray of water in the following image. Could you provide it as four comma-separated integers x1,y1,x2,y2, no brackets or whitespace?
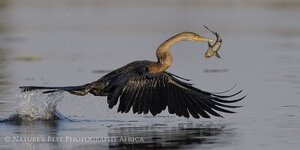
13,90,64,120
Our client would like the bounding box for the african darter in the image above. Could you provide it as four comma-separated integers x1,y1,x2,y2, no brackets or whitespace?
20,26,245,119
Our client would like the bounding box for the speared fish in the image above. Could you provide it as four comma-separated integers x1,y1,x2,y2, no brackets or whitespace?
204,25,222,58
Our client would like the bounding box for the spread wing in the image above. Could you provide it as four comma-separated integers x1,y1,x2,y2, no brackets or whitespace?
105,70,244,118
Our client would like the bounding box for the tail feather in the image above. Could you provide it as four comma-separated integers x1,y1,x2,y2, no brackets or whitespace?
19,85,91,96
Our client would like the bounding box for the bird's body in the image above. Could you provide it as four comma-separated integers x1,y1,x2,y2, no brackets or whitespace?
20,27,244,119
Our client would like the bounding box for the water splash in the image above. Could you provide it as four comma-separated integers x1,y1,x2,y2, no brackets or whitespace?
9,90,64,121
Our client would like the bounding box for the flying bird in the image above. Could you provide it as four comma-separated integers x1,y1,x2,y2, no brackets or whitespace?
20,26,244,119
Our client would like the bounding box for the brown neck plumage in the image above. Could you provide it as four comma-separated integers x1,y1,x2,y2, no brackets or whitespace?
148,32,214,73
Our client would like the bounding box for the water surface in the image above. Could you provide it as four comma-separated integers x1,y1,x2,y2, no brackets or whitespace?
1,0,300,149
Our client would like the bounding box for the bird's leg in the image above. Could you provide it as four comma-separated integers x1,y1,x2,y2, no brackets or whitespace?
68,89,89,96
66,83,94,96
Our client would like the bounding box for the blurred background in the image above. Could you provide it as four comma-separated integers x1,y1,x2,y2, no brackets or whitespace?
1,0,300,149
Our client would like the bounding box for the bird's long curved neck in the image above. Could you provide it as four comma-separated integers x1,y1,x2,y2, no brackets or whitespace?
148,32,214,73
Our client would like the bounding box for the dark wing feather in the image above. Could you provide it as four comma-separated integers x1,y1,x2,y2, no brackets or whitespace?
106,71,244,118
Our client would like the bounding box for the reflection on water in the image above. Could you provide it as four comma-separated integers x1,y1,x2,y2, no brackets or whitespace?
0,120,232,150
107,124,230,149
1,120,61,150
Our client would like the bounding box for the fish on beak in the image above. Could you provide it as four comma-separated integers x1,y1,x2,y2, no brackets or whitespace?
204,25,222,59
